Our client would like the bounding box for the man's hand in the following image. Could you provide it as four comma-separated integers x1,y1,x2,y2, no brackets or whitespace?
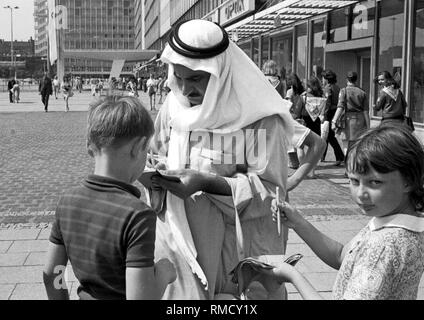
152,169,205,199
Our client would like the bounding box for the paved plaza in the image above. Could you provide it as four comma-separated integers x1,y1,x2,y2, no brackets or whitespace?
0,90,423,300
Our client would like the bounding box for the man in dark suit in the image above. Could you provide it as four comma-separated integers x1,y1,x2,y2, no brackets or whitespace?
7,78,16,103
39,73,53,112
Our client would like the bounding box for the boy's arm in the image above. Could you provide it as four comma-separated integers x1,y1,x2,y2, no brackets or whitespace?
43,242,70,300
126,259,176,300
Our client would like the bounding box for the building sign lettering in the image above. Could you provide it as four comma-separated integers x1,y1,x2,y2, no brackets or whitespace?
203,0,254,27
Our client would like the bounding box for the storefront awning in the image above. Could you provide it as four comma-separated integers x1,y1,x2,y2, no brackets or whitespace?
226,0,360,41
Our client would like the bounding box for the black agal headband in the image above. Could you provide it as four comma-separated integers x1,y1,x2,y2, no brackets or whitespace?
168,20,230,59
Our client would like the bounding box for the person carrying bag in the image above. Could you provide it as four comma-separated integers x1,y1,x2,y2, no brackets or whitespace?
332,71,370,156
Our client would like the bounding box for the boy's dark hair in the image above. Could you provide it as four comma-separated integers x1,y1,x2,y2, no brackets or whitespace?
347,126,424,211
87,95,154,151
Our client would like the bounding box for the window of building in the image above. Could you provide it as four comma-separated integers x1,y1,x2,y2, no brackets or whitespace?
253,37,259,66
261,36,270,68
296,23,308,83
412,0,424,123
271,33,292,79
329,7,348,42
375,0,404,110
312,19,325,79
238,41,251,59
351,0,375,39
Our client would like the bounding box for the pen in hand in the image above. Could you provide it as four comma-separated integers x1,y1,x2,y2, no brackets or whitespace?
150,149,156,168
276,186,281,237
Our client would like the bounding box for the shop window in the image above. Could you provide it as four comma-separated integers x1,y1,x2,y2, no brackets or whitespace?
261,36,270,68
375,0,404,116
412,0,424,123
329,8,348,43
312,19,325,80
238,41,251,59
351,0,375,39
296,23,308,84
253,38,259,66
271,33,292,80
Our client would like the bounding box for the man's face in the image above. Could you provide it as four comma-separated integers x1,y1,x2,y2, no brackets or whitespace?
173,64,211,106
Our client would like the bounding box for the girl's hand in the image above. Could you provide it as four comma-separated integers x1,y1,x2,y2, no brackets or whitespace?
152,169,205,199
271,200,302,229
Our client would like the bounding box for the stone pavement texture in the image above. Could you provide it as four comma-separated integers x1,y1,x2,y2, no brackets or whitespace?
0,90,423,300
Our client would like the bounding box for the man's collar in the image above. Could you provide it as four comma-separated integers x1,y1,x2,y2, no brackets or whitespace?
369,213,424,232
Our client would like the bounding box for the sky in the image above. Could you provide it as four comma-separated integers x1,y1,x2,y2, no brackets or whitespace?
0,0,35,41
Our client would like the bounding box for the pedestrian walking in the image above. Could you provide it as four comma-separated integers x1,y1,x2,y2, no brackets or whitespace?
53,76,60,99
43,95,176,300
266,126,424,300
11,80,20,103
285,73,306,170
374,71,410,130
332,71,370,156
7,78,16,103
126,76,139,97
145,19,324,300
295,76,326,178
61,76,73,112
146,74,157,111
39,72,53,112
157,76,165,104
262,60,286,98
321,70,344,165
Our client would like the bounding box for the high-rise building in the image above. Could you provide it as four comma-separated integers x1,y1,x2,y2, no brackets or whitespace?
34,0,49,57
34,0,138,78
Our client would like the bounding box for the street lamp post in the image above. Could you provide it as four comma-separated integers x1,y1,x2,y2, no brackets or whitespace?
3,5,19,79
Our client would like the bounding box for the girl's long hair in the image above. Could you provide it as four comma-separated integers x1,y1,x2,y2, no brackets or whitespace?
307,76,324,97
286,73,305,96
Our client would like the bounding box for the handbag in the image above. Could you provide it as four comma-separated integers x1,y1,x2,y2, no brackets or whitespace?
404,116,415,131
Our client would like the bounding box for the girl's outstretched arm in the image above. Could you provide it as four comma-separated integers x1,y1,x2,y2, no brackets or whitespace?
272,201,345,270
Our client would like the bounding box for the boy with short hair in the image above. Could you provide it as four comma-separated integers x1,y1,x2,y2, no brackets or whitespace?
43,95,176,300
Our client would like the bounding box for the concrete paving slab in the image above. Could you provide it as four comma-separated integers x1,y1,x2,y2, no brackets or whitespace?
7,240,49,253
37,228,52,240
0,266,43,284
0,253,28,267
0,241,12,254
0,284,15,300
24,252,46,266
9,283,47,300
0,229,41,241
303,272,338,292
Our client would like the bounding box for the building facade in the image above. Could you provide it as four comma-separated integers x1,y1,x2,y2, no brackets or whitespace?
149,0,424,139
34,0,49,57
35,0,138,79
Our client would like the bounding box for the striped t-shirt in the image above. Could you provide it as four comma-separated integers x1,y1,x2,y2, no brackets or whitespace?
49,175,156,300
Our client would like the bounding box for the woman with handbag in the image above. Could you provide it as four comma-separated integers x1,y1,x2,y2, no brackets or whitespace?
331,71,370,156
296,76,325,178
374,71,412,131
61,75,73,112
285,73,307,170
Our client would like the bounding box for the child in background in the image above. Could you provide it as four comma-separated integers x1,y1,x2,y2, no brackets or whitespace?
43,96,176,300
262,126,424,299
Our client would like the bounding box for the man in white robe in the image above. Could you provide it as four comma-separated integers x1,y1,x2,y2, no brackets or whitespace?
143,19,325,300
